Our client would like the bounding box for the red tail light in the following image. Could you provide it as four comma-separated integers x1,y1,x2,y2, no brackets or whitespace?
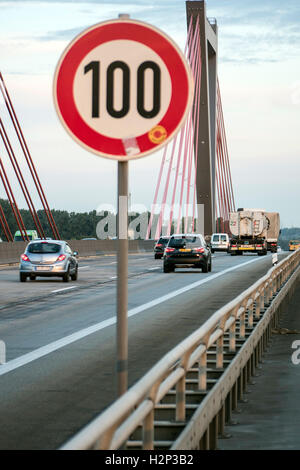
156,244,162,247
256,245,262,248
57,254,66,261
21,254,30,262
165,247,175,253
194,247,205,253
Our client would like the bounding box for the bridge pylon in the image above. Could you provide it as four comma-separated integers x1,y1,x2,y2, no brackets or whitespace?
186,1,218,236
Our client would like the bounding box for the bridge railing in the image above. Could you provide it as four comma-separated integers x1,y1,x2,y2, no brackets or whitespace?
61,250,300,450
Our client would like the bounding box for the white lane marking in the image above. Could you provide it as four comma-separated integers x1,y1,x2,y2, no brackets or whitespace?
110,276,117,279
51,286,77,294
148,267,160,270
79,266,90,270
0,256,266,377
107,262,117,265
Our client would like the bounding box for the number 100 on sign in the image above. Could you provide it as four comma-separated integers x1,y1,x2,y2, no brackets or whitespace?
74,41,171,142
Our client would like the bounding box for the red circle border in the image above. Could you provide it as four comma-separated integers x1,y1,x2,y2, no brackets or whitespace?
54,20,193,160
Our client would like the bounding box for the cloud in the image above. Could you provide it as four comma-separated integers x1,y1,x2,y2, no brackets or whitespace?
206,0,300,63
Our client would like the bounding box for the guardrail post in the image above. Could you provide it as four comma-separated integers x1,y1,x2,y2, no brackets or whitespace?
218,405,225,436
272,274,277,297
216,336,223,369
255,292,262,320
251,351,256,377
209,414,218,450
229,322,236,352
198,351,207,391
258,337,263,363
225,390,233,424
246,359,251,384
276,269,281,293
143,409,154,450
262,328,266,352
176,349,194,423
247,299,254,328
232,380,238,410
200,429,209,450
243,366,248,393
239,310,246,339
255,343,259,368
218,403,231,439
264,327,267,349
238,369,247,403
267,323,271,345
266,280,272,306
176,377,186,422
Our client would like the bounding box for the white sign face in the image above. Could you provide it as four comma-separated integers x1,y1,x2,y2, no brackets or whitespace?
73,40,172,139
53,19,194,160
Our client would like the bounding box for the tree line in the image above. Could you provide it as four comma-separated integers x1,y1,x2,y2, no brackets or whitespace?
0,198,100,240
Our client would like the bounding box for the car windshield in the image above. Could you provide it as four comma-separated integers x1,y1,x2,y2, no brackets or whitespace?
221,235,227,241
212,235,219,242
169,236,202,248
28,243,61,254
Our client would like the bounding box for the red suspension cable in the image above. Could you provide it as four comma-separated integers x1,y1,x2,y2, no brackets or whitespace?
0,158,28,241
0,202,13,241
0,72,60,240
0,118,45,239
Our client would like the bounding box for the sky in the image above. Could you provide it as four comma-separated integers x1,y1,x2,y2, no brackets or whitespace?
0,0,300,227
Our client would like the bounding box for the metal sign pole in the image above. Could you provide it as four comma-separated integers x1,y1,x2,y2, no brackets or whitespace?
117,160,128,396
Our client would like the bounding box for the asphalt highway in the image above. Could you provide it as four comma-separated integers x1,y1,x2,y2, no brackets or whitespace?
0,250,287,449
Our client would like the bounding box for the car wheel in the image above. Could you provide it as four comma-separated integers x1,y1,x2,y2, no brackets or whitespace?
211,249,215,254
20,273,27,282
163,264,173,273
202,260,209,273
154,254,160,259
63,267,70,282
71,267,78,281
208,258,212,272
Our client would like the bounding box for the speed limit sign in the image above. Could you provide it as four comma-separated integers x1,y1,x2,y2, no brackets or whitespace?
53,18,194,160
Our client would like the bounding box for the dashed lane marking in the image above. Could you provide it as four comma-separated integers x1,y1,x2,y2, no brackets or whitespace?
51,286,77,294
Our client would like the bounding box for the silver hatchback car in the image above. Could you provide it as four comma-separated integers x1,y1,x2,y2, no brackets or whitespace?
19,240,78,282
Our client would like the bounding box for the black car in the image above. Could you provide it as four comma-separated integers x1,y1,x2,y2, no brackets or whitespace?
163,234,212,273
154,236,170,259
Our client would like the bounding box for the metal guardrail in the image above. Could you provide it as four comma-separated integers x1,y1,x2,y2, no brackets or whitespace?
61,250,300,450
0,239,155,265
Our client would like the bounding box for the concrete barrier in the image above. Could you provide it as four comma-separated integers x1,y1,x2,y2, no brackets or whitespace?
0,239,155,265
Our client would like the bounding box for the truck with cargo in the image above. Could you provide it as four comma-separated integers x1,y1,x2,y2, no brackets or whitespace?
229,209,268,256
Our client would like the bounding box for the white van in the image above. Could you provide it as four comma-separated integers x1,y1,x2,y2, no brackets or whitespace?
210,233,230,253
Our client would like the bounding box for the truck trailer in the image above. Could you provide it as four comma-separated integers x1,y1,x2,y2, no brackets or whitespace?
229,209,269,256
265,212,280,253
